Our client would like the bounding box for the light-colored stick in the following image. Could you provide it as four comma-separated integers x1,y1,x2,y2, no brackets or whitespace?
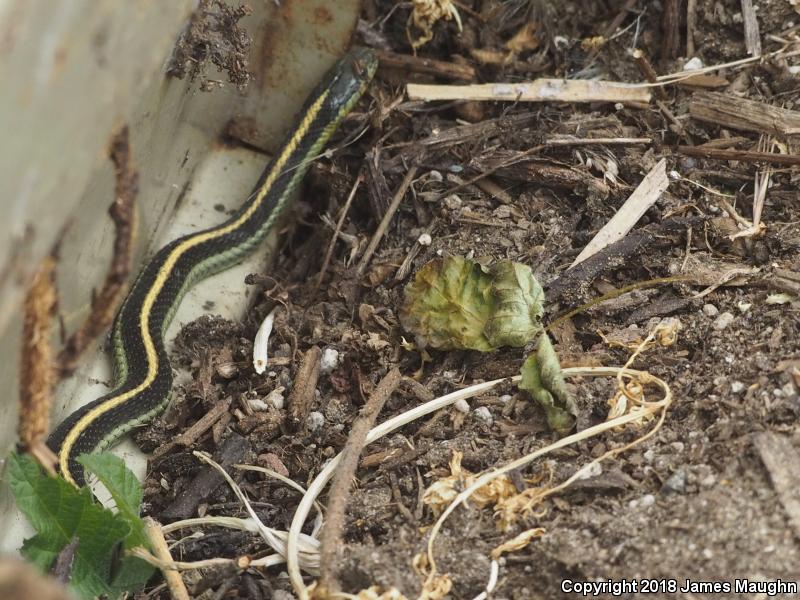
570,158,669,268
407,79,651,104
143,517,190,600
740,0,762,57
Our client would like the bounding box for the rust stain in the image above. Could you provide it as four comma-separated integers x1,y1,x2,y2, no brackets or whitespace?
256,0,294,92
312,7,333,25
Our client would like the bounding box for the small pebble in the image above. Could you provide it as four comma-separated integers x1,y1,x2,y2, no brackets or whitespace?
258,453,289,477
702,548,713,559
577,461,603,479
702,303,719,317
590,442,606,458
307,411,325,431
700,474,716,488
443,195,462,210
713,311,735,331
683,56,704,70
320,348,340,373
473,406,493,426
640,494,655,507
663,468,687,494
731,381,745,393
499,394,512,403
643,449,655,463
417,232,432,246
266,387,285,410
737,301,752,313
453,399,470,413
248,398,270,411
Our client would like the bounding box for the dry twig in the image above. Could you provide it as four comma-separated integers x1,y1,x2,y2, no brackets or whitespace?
287,346,322,431
316,174,363,291
59,127,138,375
317,368,401,597
675,144,800,166
357,165,420,276
376,49,474,81
407,79,651,104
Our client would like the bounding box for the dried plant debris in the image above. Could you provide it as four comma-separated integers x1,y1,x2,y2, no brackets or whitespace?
399,256,544,351
168,0,252,91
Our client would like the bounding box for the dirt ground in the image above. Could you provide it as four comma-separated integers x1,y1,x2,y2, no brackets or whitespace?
136,1,800,598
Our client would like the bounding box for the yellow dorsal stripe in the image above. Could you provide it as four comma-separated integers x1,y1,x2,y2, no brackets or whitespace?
59,90,330,484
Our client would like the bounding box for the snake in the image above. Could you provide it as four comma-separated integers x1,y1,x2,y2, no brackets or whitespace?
47,47,378,487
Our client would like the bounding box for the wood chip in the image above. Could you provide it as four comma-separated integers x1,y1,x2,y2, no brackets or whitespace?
754,432,800,538
287,346,322,431
160,432,251,521
689,91,800,138
740,0,762,57
376,49,474,81
571,158,668,267
407,79,651,105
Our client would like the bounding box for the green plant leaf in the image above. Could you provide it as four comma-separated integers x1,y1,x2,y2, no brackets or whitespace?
519,334,577,432
400,257,544,351
79,453,155,596
8,453,154,599
79,453,146,548
485,260,544,348
8,453,130,599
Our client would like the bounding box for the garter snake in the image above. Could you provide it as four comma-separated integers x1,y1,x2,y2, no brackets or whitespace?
48,47,378,486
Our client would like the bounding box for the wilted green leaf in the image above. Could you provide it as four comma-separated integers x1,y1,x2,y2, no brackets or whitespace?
519,334,577,432
400,257,544,351
8,453,153,600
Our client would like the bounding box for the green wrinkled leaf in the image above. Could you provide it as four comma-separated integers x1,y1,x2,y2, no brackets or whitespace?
8,453,153,600
8,453,129,599
400,257,544,351
79,454,146,548
80,454,155,594
519,334,577,432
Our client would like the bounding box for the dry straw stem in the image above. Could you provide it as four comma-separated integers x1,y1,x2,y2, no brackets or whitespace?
286,377,518,600
19,253,58,473
571,158,669,267
195,451,322,572
407,79,651,105
286,358,672,600
421,326,674,596
317,174,363,290
726,135,777,240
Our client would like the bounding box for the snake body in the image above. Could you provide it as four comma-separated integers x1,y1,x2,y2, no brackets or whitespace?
48,48,377,486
